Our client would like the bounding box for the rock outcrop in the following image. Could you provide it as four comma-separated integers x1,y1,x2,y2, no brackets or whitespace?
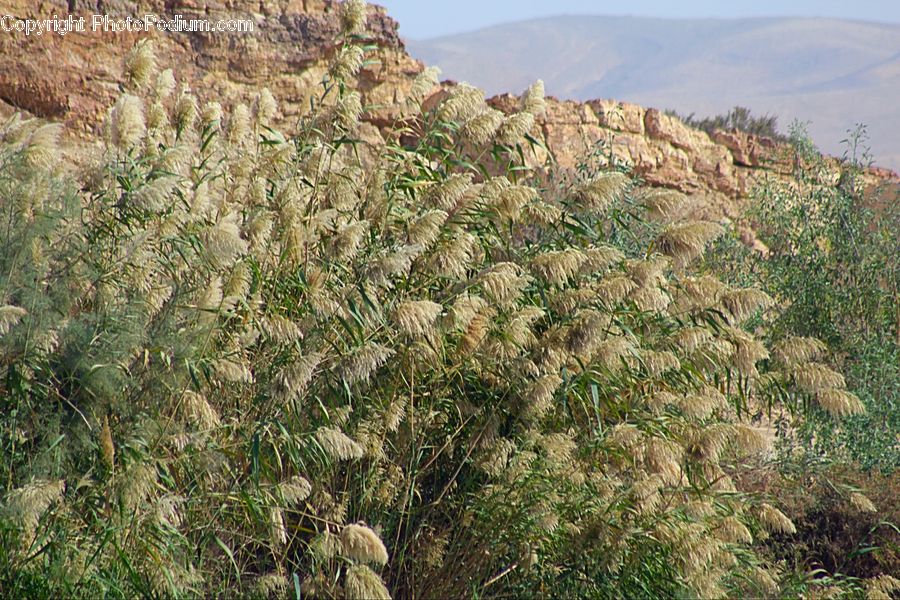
1,0,894,219
0,0,420,132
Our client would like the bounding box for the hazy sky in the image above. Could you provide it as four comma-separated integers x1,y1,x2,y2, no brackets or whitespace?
380,0,900,39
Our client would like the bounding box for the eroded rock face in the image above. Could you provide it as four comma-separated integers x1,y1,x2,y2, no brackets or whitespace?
486,93,897,220
0,0,419,134
1,0,893,218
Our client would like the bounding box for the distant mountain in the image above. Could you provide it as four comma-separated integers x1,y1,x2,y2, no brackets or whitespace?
407,16,900,171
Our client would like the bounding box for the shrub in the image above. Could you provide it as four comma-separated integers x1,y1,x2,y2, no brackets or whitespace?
704,125,899,474
668,105,788,142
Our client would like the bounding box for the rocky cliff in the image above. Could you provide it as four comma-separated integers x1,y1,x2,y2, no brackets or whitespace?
0,0,420,135
1,0,894,219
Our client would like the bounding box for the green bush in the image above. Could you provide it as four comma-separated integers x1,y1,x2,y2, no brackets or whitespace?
0,6,891,599
668,106,787,142
705,125,899,474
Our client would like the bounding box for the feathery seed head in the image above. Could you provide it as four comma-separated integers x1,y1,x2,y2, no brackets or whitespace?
817,388,865,417
496,111,535,145
203,214,249,267
255,88,278,128
866,575,900,599
147,101,169,132
447,294,489,331
678,388,725,419
120,463,157,512
494,185,535,221
330,220,369,261
645,390,679,414
607,423,644,450
696,423,735,462
673,327,713,353
595,336,636,371
341,342,393,385
336,90,363,130
132,176,177,213
425,173,472,210
671,275,727,313
642,350,680,377
521,374,562,421
525,200,563,225
270,506,287,547
479,262,530,307
201,101,223,129
462,107,505,145
369,245,423,287
749,567,780,597
154,68,176,99
548,287,595,315
641,188,691,221
721,287,773,323
276,353,323,403
315,427,364,461
629,284,671,313
792,362,845,393
521,80,546,115
758,503,796,534
99,416,115,471
596,274,638,306
24,123,63,169
341,523,389,565
772,336,827,367
531,248,586,285
260,314,303,344
727,327,770,376
345,565,391,600
632,475,664,515
575,172,629,212
566,309,611,357
392,299,442,337
181,390,220,430
627,256,670,286
255,574,290,597
733,424,770,455
644,438,682,485
124,39,156,89
214,357,254,384
154,494,183,528
0,305,27,335
849,492,876,513
332,44,366,81
408,210,447,247
408,66,441,105
437,83,485,123
478,438,516,477
340,0,368,35
4,480,66,543
228,103,251,146
657,221,724,267
109,94,146,150
174,88,198,133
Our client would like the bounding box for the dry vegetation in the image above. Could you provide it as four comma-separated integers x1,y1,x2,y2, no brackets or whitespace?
0,2,896,598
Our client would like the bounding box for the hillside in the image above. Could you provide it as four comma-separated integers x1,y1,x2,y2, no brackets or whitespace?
408,16,900,171
0,1,898,598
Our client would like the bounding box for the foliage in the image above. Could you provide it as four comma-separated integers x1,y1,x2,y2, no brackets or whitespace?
0,7,884,599
668,105,788,142
705,124,899,474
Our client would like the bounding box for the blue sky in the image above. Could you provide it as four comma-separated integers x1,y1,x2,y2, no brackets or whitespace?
379,0,900,39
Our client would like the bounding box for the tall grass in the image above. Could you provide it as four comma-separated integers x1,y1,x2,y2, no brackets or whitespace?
0,4,890,598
